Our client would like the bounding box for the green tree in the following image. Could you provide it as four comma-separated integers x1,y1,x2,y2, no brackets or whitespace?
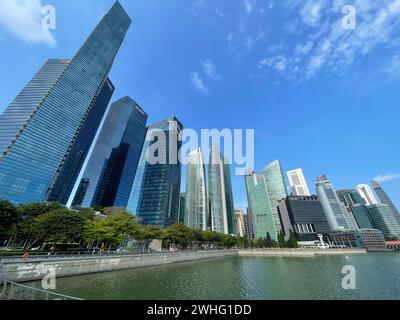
26,209,87,249
17,202,63,219
278,231,286,248
286,231,299,248
0,200,19,242
140,225,163,242
163,223,193,248
84,211,141,248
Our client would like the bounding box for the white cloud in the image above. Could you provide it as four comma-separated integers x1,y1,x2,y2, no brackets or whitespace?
300,0,327,26
243,0,256,13
215,8,225,18
255,0,400,82
386,54,400,78
190,72,208,95
373,174,400,183
201,59,222,80
0,0,56,46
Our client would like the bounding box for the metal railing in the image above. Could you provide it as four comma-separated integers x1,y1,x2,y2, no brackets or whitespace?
0,278,81,300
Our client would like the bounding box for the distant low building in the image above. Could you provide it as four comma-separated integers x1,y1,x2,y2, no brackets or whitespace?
234,209,246,237
330,229,386,250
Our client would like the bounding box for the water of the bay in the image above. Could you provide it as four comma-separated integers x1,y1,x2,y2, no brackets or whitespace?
30,252,400,300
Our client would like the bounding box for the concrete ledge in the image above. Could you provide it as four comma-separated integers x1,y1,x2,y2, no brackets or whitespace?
1,250,238,283
238,249,367,257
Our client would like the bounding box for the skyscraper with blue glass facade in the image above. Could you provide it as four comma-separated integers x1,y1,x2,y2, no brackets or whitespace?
0,1,131,205
71,96,148,209
48,78,115,204
127,117,183,228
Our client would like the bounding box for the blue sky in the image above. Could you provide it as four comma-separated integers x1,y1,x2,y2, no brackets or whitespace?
0,0,399,209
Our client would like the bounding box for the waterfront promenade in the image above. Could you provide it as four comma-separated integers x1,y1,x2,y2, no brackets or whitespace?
0,248,367,283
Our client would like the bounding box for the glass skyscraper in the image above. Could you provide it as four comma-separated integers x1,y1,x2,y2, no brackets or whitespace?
371,180,400,220
261,160,288,235
315,175,357,231
0,1,131,204
48,78,115,204
184,149,208,231
71,97,148,208
127,117,183,228
208,143,235,235
366,204,400,239
245,171,278,240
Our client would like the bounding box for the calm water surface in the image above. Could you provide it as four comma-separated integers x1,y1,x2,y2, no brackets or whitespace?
30,252,400,300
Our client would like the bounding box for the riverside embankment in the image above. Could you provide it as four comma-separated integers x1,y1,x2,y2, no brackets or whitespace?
0,248,367,283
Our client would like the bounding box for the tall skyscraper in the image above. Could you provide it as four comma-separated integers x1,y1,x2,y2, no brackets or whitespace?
261,160,288,235
366,204,400,239
48,78,115,204
184,149,208,231
371,180,400,219
179,193,186,223
127,117,183,228
208,143,235,235
337,189,374,230
70,97,148,208
315,175,357,231
287,168,311,196
0,2,131,204
357,184,379,206
245,171,278,240
223,159,236,235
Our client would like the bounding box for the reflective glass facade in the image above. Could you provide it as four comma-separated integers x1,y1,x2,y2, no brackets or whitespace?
371,180,400,221
127,117,183,228
261,160,288,235
208,143,228,234
184,149,207,231
71,97,147,208
367,204,400,238
0,2,131,204
48,78,115,204
245,172,277,240
223,160,236,235
315,175,356,231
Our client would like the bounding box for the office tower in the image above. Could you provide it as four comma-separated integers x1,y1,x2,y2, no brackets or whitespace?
315,175,357,231
70,97,148,208
184,149,208,231
366,204,400,239
337,189,374,229
179,193,186,223
127,117,183,228
371,180,400,218
208,143,235,235
244,209,254,239
261,160,288,235
278,195,331,242
48,78,115,204
0,2,131,204
337,189,367,207
223,159,236,235
287,168,311,196
245,171,278,240
234,209,246,237
357,184,379,206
